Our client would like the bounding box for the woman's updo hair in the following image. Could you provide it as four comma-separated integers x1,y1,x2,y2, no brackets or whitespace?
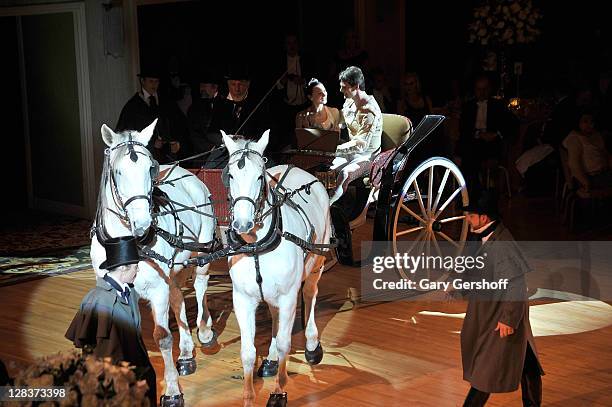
305,78,322,97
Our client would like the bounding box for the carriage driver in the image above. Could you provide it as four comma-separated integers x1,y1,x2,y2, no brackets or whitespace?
330,66,383,204
65,236,157,406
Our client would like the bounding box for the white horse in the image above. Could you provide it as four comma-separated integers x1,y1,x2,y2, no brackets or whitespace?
222,130,331,407
91,119,217,406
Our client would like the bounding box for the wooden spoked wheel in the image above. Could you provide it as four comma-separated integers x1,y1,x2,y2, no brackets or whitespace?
390,157,469,284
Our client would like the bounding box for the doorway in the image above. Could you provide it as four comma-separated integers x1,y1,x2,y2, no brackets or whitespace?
0,3,94,220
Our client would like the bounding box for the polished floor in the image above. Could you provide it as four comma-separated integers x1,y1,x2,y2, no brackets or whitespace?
1,194,611,406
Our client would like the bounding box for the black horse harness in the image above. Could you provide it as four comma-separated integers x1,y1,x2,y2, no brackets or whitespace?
92,135,220,267
187,145,337,302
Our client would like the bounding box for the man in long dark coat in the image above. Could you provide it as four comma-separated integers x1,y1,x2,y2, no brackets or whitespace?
460,191,544,406
65,236,156,406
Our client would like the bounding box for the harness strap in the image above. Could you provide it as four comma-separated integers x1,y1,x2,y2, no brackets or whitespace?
155,226,220,253
139,246,173,268
282,232,338,256
253,250,265,303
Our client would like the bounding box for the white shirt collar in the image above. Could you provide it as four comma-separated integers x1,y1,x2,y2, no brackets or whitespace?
472,220,496,243
141,89,158,105
106,273,129,293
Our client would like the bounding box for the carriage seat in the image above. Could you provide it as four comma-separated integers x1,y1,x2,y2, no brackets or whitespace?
369,114,413,188
381,114,413,151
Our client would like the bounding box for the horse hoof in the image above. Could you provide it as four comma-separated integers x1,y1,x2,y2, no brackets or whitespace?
305,342,324,365
176,357,196,376
160,393,184,407
266,392,287,407
199,330,218,348
257,359,279,377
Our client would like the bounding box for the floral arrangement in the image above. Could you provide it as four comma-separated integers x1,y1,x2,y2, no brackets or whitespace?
5,350,150,406
468,0,542,47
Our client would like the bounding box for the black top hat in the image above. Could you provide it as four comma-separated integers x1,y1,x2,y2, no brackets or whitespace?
225,64,250,81
198,69,221,85
137,65,162,79
462,189,500,219
99,236,145,270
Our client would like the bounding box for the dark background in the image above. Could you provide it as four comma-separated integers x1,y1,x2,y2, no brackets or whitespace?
137,0,611,104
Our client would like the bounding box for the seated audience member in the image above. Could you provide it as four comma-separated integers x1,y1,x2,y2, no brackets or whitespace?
371,68,397,114
330,66,382,204
187,71,224,160
397,72,433,126
296,78,341,131
65,236,156,406
563,109,612,192
456,75,517,194
542,81,594,148
116,68,185,164
397,71,450,159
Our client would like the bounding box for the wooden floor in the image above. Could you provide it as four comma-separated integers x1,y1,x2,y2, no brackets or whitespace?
1,195,612,406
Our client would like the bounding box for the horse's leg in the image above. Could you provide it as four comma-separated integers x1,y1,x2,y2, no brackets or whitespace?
148,283,183,403
194,264,216,346
269,292,298,403
168,267,197,375
302,258,325,364
257,305,279,377
195,216,216,347
233,291,259,407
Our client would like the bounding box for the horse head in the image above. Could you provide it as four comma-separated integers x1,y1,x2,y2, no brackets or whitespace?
101,119,159,237
222,129,270,234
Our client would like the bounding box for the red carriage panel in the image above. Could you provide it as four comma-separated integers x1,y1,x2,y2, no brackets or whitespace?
188,169,230,226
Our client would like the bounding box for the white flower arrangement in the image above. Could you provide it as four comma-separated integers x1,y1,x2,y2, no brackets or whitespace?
468,0,542,46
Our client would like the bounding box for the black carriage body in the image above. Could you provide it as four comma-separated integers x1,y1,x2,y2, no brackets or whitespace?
372,115,447,241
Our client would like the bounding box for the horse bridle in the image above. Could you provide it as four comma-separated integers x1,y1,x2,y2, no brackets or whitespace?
223,144,269,226
106,137,159,225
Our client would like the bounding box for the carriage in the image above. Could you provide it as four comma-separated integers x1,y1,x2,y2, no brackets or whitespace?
94,113,469,406
188,114,470,277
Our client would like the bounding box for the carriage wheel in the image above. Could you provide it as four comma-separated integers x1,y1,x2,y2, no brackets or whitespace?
390,157,469,285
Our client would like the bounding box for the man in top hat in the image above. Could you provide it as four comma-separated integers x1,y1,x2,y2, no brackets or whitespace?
204,64,271,167
116,68,186,164
65,236,157,406
458,190,543,406
187,69,224,163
